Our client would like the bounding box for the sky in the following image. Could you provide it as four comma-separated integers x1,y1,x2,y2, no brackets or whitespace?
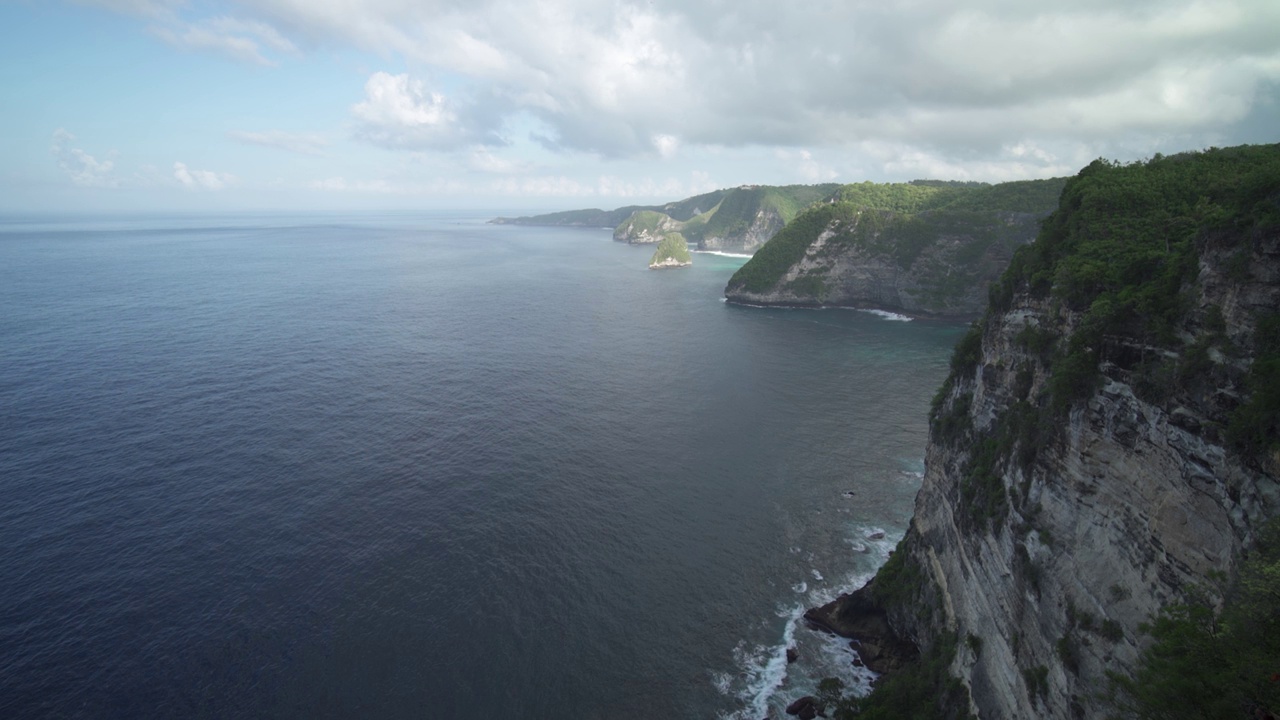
1,0,1278,213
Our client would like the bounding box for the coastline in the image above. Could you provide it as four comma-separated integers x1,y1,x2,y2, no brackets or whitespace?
722,296,979,323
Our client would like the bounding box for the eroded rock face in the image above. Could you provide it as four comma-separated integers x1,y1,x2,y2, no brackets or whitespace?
886,234,1280,719
725,211,1044,319
805,587,920,674
700,208,785,254
612,207,790,254
613,212,682,244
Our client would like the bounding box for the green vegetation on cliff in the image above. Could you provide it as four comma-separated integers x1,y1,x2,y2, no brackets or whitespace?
725,177,1067,301
696,184,835,241
620,209,672,236
648,233,691,267
616,183,839,249
843,143,1280,718
816,538,974,720
987,144,1280,445
1109,519,1280,719
727,201,855,293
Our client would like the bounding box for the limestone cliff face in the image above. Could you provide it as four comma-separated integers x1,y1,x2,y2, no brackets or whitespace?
809,147,1280,719
611,205,787,253
613,211,682,244
726,211,1039,318
912,309,1274,716
699,207,785,254
612,184,839,253
879,204,1277,717
725,178,1067,319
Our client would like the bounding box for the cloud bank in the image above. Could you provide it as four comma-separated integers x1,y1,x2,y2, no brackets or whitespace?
233,0,1280,164
62,0,1280,198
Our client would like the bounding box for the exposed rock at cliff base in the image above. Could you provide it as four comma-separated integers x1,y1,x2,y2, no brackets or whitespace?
804,586,919,675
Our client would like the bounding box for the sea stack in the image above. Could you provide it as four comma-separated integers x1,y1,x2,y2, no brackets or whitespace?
648,232,693,269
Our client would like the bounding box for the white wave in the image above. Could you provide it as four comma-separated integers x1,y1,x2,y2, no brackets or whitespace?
716,532,901,719
811,569,824,581
715,603,805,720
694,250,754,258
858,308,913,322
899,470,925,483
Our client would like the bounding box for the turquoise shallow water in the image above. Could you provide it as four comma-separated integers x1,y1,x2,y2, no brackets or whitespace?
0,213,962,718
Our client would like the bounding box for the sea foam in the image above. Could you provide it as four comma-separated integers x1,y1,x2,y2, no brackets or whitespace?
858,308,913,322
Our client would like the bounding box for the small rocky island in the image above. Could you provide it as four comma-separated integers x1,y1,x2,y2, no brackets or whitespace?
648,233,692,269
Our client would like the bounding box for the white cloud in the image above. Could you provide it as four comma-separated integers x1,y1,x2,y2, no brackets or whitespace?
173,162,236,190
81,0,1280,182
653,134,679,159
351,72,499,150
50,129,118,187
229,130,328,155
250,0,1277,162
150,16,296,65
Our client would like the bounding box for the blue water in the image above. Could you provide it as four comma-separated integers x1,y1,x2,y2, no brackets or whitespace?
0,213,962,718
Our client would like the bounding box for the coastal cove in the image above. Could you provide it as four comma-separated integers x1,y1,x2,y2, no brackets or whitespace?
0,213,965,718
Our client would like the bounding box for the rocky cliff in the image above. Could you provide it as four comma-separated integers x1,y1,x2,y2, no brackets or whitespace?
648,233,692,269
490,184,838,256
613,209,685,244
725,179,1067,319
612,184,837,253
811,146,1280,718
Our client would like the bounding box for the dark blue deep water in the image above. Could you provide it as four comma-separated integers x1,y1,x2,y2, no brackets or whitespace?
0,213,962,718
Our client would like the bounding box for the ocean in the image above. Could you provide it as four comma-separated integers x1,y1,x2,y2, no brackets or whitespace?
0,213,963,718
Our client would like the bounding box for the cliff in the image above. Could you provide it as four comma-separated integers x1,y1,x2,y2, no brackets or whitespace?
614,209,685,244
488,188,732,228
488,185,836,252
811,145,1280,718
648,233,692,269
525,184,838,253
725,179,1067,318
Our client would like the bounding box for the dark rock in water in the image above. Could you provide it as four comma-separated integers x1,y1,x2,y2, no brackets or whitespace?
785,696,820,720
804,587,919,675
786,646,798,664
867,530,886,540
